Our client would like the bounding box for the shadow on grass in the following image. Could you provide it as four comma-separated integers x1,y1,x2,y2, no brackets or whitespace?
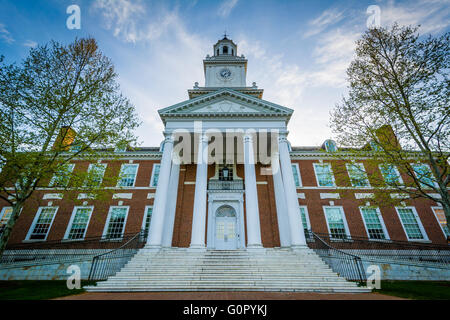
374,281,450,300
0,280,97,300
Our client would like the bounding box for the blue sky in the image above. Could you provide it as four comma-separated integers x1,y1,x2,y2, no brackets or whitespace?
0,0,449,147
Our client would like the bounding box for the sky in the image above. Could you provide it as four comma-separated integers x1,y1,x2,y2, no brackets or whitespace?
0,0,449,148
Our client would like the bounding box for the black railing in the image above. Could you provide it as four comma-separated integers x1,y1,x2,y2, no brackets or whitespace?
208,180,244,190
88,231,145,281
306,231,366,282
308,232,450,268
0,232,146,266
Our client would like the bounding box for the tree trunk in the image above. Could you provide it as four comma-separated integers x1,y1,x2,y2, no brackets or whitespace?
0,202,24,258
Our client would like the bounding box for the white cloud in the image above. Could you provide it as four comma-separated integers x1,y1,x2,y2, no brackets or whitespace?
380,0,450,34
23,40,37,48
0,23,14,44
304,8,346,38
217,0,239,18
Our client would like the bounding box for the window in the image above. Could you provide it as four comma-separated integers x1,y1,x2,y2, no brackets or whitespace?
299,206,311,237
0,207,13,236
346,163,370,187
223,46,228,54
150,164,161,187
411,163,435,189
360,207,389,240
324,140,337,152
142,206,153,239
64,206,93,240
379,164,403,185
324,207,350,239
292,164,302,187
103,207,129,239
26,207,58,241
117,164,138,187
432,207,449,238
313,163,335,187
49,164,75,187
396,207,428,241
85,163,107,187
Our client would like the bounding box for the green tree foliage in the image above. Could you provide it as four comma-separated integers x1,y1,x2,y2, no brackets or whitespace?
0,38,141,254
329,25,449,227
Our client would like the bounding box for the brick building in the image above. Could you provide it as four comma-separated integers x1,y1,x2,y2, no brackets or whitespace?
0,36,448,287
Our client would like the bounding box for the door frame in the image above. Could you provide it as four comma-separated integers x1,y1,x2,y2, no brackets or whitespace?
207,192,245,249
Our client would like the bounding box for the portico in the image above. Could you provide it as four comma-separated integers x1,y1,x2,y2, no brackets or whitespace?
145,36,307,251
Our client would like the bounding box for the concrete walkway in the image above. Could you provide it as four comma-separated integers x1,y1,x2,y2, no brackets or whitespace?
56,291,404,300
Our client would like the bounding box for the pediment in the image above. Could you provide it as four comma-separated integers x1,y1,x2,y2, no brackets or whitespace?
158,88,293,118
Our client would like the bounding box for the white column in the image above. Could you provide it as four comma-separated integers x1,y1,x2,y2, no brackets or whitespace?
272,153,291,247
279,134,307,247
146,135,174,248
189,134,209,249
162,161,180,248
244,134,263,249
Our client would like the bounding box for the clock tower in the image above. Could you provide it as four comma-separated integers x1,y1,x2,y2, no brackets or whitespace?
203,35,248,88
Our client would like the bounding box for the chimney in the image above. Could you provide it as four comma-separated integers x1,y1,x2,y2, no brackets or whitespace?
364,125,401,151
53,126,77,151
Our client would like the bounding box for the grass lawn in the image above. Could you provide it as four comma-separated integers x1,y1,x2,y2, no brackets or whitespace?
0,280,97,300
374,280,450,300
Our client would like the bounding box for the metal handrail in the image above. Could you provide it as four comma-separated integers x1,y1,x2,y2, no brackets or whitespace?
307,231,366,282
88,230,145,281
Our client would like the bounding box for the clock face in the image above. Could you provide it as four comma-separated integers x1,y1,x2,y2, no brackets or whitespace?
219,68,232,79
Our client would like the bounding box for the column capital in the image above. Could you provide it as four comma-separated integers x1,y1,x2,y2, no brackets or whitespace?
243,134,254,143
163,134,175,144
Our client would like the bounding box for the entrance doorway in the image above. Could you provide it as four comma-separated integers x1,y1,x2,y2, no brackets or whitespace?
215,206,237,250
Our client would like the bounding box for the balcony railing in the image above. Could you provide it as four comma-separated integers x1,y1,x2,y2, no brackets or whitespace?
208,179,244,191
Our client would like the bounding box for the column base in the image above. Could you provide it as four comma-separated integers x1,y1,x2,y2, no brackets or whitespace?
246,244,265,252
188,244,206,251
290,244,308,251
143,244,163,252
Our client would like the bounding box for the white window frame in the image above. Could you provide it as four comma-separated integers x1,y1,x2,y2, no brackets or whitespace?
49,163,75,187
346,163,370,188
117,163,139,188
292,163,302,188
102,206,130,240
379,164,403,186
299,205,311,230
431,206,449,238
25,206,59,241
323,206,351,239
84,163,107,187
313,163,336,187
359,207,390,240
395,206,429,242
410,163,437,189
149,163,161,188
141,205,153,236
0,207,13,235
63,206,94,240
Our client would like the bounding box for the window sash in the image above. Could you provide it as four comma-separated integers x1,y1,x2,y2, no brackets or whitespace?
324,207,349,239
28,207,57,240
143,207,153,238
105,207,128,239
49,164,75,187
361,208,386,240
380,164,402,185
292,164,301,187
150,164,160,187
397,208,426,240
118,164,138,187
67,207,92,240
85,164,107,187
432,207,449,238
314,164,335,187
411,164,434,189
0,207,13,236
347,163,370,187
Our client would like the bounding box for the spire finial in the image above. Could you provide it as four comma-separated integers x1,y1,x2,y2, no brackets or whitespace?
223,31,228,39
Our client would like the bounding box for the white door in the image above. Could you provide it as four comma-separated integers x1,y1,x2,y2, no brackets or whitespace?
215,206,237,250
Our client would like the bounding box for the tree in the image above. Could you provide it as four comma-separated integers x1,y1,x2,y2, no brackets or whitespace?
0,38,140,255
329,24,450,231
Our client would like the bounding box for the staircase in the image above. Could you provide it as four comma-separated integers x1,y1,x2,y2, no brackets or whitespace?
85,247,371,292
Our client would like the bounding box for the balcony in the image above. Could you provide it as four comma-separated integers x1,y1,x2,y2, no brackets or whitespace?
208,179,244,191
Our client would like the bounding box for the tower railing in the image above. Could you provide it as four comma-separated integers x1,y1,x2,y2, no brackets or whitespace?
208,179,244,190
